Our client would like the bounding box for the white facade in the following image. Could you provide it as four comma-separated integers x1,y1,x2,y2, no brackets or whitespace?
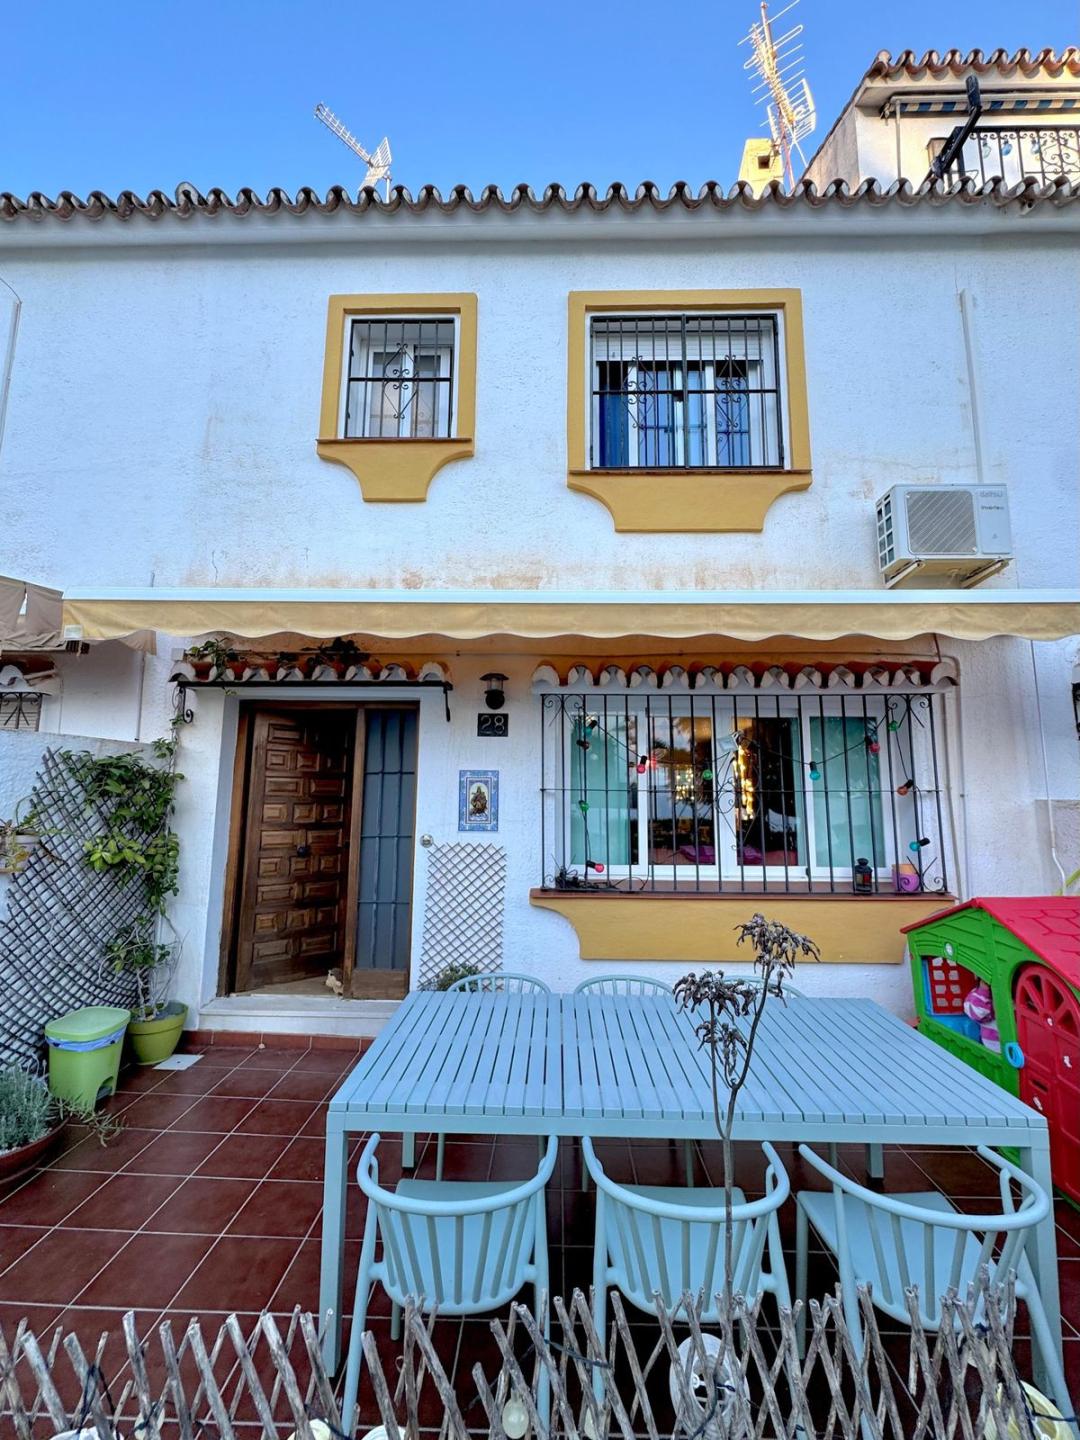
1,172,1078,1030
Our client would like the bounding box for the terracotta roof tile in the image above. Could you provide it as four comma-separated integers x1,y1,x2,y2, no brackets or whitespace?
866,47,1080,82
1,175,1078,225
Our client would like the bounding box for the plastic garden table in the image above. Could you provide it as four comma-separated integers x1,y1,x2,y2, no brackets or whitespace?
319,990,1060,1377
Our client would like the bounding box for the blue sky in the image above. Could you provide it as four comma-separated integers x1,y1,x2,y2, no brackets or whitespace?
2,0,1076,198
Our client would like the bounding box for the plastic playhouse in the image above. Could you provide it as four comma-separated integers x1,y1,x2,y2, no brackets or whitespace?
903,897,1080,1205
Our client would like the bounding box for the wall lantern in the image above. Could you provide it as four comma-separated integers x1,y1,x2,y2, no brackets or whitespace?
481,672,509,711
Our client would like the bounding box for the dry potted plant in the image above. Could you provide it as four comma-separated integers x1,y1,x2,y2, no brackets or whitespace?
0,1066,119,1183
673,914,820,1423
0,797,46,875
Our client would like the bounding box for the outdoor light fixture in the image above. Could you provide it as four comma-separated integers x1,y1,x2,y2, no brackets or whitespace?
480,672,508,710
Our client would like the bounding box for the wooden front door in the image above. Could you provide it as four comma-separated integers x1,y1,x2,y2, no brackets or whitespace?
234,708,357,992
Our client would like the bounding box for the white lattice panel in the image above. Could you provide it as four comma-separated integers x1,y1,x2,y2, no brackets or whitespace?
419,843,506,987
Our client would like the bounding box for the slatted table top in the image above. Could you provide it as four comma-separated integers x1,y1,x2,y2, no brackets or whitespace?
327,991,1044,1143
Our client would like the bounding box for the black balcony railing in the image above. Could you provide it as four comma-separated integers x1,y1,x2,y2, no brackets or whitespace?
935,124,1080,186
539,688,952,897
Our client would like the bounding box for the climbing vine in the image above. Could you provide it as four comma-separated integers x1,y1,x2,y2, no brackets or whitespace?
63,733,183,1019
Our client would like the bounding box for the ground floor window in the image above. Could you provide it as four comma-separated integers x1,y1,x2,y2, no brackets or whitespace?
544,684,951,895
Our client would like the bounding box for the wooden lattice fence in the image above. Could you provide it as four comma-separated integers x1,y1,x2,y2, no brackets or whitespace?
0,1284,1068,1440
0,744,163,1069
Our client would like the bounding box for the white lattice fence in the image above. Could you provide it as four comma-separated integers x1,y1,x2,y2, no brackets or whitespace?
0,745,160,1068
419,842,507,987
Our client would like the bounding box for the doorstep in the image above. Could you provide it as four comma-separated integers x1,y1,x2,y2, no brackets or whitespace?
194,992,400,1040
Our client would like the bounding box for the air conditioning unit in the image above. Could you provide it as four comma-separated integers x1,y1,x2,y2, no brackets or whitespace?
876,484,1013,587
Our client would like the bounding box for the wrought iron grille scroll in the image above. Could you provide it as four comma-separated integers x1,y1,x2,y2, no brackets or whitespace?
936,124,1080,185
540,688,952,896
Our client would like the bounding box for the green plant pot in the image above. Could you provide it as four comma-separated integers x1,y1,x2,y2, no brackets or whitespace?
127,1002,188,1066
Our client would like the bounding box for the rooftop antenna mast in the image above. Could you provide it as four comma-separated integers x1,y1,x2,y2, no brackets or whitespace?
741,0,817,188
313,103,393,200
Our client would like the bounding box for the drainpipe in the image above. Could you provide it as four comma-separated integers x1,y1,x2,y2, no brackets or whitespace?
0,275,21,462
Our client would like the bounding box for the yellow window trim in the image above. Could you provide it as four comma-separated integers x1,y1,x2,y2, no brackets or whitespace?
567,288,812,532
317,293,477,502
530,891,951,965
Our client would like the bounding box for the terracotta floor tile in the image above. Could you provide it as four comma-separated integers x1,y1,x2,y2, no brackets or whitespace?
0,1169,107,1226
210,1068,283,1099
122,1130,225,1175
173,1235,300,1313
190,1047,258,1067
238,1048,303,1071
0,1227,129,1305
143,1176,258,1235
0,1301,60,1340
268,1069,339,1103
289,1049,356,1074
77,1232,216,1309
170,1096,257,1133
0,1225,48,1276
65,1173,179,1231
151,1064,226,1096
50,1126,158,1173
116,1093,201,1130
268,1237,322,1312
114,1066,168,1094
227,1180,322,1238
266,1138,326,1182
194,1133,290,1180
234,1100,319,1137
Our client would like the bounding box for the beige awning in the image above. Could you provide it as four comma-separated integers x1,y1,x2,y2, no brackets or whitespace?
60,587,1080,649
0,576,64,651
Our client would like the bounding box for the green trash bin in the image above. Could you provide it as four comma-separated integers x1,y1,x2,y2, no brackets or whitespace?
45,1006,131,1110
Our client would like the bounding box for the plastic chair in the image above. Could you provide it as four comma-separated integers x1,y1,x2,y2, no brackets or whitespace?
573,975,676,997
583,1135,792,1380
447,972,553,995
435,974,552,1180
794,1143,1072,1418
574,976,695,1185
341,1131,558,1431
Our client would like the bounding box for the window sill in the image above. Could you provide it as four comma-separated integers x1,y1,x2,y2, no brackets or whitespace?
529,887,953,965
316,436,475,502
566,468,812,532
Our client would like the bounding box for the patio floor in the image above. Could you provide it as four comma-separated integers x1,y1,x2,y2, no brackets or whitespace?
0,1037,1077,1428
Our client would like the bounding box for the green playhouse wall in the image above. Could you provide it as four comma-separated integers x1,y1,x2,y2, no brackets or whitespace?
906,907,1037,1097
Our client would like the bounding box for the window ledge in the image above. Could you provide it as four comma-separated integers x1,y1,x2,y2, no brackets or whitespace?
530,888,953,965
566,468,812,532
316,437,475,502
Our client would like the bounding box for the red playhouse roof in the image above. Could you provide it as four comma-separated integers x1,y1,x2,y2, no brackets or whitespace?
901,897,1080,990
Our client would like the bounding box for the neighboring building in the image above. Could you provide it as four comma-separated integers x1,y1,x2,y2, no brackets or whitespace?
738,139,784,194
802,47,1080,190
1,49,1078,1036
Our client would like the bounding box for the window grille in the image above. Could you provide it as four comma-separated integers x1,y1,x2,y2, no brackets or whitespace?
344,318,456,439
0,693,42,731
589,314,784,469
539,688,951,896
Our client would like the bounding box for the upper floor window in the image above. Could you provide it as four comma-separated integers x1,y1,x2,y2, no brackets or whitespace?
590,313,784,470
343,317,457,440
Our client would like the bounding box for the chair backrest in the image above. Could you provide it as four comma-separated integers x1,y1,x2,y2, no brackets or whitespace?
357,1133,558,1311
797,1144,1050,1328
740,976,806,998
574,975,674,997
447,972,552,994
583,1138,790,1311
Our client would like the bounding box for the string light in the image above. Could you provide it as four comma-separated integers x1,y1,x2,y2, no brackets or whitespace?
636,755,648,774
909,836,930,852
896,778,914,797
585,859,606,874
808,760,821,781
888,719,901,732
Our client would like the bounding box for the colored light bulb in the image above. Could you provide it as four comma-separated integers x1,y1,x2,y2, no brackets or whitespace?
636,755,648,774
576,738,590,750
896,779,913,797
888,720,901,732
867,739,881,755
578,800,589,814
585,859,605,873
808,761,821,781
701,768,714,781
909,836,930,852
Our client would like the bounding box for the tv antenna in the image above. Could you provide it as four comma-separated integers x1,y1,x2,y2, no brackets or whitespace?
741,1,817,188
314,103,393,199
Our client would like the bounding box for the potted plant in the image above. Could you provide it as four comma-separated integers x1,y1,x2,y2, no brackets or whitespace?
184,635,241,680
106,923,187,1065
0,1067,119,1183
0,799,45,875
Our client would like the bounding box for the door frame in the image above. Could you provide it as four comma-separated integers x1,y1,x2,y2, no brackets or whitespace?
219,700,418,998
